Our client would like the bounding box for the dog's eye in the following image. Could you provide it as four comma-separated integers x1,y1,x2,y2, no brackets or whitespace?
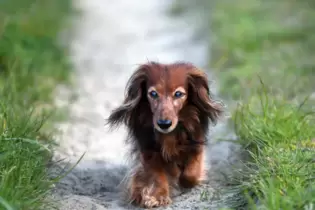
174,91,184,98
149,90,159,99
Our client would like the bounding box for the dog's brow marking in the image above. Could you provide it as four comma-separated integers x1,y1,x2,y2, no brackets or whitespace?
173,87,186,94
148,86,156,92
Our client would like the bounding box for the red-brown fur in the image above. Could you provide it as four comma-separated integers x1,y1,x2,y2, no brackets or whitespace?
107,61,223,208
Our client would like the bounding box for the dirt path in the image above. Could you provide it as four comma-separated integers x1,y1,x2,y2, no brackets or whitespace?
52,0,239,209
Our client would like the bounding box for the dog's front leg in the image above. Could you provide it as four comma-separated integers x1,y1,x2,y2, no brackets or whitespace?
179,149,205,188
129,151,171,208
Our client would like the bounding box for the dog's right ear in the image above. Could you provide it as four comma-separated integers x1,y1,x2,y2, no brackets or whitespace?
187,68,223,125
106,65,148,129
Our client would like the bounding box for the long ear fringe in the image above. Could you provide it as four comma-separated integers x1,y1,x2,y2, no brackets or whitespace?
188,69,224,125
106,65,148,130
107,89,142,125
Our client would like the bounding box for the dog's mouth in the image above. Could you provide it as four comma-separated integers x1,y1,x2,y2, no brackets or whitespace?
154,126,175,134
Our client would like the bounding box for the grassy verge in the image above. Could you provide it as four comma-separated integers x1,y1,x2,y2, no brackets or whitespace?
230,84,315,209
210,0,315,209
0,0,72,209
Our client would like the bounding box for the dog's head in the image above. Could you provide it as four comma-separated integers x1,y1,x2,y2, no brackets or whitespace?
107,62,223,134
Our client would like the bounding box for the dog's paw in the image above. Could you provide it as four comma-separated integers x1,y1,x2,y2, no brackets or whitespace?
159,195,172,206
130,186,172,208
142,194,172,208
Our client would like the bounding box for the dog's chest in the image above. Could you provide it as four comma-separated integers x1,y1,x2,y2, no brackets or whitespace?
158,133,200,162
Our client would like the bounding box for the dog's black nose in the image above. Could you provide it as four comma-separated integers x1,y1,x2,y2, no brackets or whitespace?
157,119,172,130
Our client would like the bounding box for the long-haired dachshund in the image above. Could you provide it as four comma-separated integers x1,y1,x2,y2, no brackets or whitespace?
107,61,223,208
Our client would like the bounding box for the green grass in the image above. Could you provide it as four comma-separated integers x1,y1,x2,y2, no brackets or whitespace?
230,85,315,210
0,0,72,209
209,0,315,209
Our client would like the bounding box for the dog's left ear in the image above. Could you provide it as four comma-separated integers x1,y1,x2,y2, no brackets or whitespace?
187,69,223,124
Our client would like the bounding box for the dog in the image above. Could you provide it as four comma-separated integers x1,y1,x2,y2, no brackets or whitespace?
107,61,223,208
